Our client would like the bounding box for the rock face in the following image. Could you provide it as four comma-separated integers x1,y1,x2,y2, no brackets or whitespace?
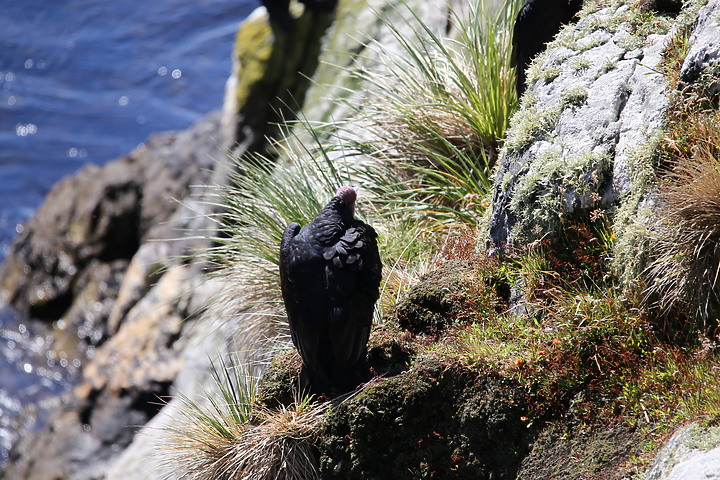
320,360,532,480
646,425,720,480
487,2,687,282
222,0,336,156
0,111,224,323
1,111,229,480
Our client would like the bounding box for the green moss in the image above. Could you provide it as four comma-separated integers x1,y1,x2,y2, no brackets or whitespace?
503,102,563,154
570,56,591,72
318,360,532,480
516,420,645,480
233,13,278,111
256,351,301,408
392,259,505,336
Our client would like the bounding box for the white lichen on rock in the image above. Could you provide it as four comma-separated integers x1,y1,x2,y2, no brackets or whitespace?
487,1,685,286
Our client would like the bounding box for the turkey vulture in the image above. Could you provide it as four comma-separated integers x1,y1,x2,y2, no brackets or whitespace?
279,186,382,397
512,0,583,98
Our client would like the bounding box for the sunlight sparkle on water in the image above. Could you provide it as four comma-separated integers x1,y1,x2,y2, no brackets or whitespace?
15,124,37,137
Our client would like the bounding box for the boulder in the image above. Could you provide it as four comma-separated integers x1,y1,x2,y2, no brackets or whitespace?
646,424,720,480
489,4,677,253
679,0,720,97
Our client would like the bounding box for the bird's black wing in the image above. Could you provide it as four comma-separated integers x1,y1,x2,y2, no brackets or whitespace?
280,222,327,372
323,221,382,371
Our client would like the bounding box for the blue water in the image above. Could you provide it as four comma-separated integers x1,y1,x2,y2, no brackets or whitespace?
0,0,256,467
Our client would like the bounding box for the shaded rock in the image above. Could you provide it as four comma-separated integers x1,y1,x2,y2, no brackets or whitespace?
0,157,142,320
61,259,129,347
511,0,583,98
0,111,226,322
222,1,335,156
4,381,171,480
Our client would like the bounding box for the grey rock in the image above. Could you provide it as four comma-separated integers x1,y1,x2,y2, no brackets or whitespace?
680,0,720,97
646,424,720,480
61,259,129,347
3,265,198,480
489,4,675,250
0,111,227,322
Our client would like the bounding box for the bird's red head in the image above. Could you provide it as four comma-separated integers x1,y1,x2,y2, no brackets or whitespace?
335,185,357,215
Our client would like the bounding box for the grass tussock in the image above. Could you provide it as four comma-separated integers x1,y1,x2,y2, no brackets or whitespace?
203,0,523,320
161,357,328,480
643,32,720,328
205,126,355,292
342,0,521,229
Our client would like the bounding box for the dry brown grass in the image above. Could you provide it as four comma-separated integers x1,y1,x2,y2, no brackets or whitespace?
644,78,720,328
163,395,328,480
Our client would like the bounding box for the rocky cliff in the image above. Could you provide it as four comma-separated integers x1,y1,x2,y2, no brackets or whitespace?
2,0,720,479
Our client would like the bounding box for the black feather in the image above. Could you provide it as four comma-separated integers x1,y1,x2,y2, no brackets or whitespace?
279,191,382,397
512,0,583,98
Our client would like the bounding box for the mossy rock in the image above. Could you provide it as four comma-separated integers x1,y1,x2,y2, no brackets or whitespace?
366,322,416,378
256,350,302,408
393,259,506,336
516,418,644,480
257,323,418,406
318,359,532,479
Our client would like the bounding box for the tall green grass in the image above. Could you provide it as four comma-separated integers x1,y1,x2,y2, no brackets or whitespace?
199,0,523,322
341,0,521,228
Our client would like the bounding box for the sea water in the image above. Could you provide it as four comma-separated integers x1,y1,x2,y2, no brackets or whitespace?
0,0,255,466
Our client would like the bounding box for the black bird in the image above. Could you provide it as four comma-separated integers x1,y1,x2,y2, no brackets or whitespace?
261,0,338,31
512,0,583,98
279,186,382,397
